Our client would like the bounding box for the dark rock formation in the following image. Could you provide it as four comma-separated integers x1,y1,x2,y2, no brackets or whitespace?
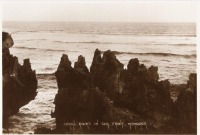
90,49,124,98
2,33,37,128
54,54,109,129
55,54,90,90
2,32,14,50
176,73,197,133
53,49,196,133
53,53,142,131
53,87,109,129
114,58,174,130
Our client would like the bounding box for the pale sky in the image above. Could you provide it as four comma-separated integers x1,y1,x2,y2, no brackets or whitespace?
2,1,197,22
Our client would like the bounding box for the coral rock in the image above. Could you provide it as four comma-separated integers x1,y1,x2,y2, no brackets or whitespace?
90,49,124,98
3,48,37,128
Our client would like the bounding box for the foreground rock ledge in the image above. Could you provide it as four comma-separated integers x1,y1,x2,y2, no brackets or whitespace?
2,33,38,128
51,49,196,134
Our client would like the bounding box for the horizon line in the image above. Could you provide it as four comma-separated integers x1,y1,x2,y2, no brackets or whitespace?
2,21,196,23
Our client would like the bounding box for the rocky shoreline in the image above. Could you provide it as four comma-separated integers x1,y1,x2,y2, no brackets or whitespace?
36,49,196,134
2,32,196,134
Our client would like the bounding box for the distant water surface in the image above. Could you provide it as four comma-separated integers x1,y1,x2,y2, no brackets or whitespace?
3,22,196,84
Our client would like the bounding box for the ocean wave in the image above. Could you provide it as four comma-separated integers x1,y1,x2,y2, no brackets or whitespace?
45,49,65,52
145,34,196,37
10,29,196,37
36,74,56,80
112,51,196,58
21,39,47,42
161,59,171,62
14,46,37,50
52,31,196,37
43,67,55,71
14,46,65,52
173,44,196,46
37,73,55,75
53,40,108,44
14,38,196,46
52,41,196,47
12,30,64,34
153,44,195,46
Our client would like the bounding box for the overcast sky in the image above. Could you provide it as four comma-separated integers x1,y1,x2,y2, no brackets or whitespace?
2,1,197,22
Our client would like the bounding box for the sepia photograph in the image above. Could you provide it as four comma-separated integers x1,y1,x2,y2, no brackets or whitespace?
1,0,197,134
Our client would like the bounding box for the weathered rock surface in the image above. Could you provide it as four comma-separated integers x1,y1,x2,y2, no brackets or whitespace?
53,49,196,133
114,58,174,130
54,54,91,129
53,53,141,131
2,33,38,128
90,49,124,98
2,32,14,50
55,54,90,90
176,73,197,133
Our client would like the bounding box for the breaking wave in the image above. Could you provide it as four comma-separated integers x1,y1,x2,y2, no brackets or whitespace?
53,41,109,44
11,30,64,34
112,51,196,58
14,46,37,50
53,41,196,46
14,46,65,52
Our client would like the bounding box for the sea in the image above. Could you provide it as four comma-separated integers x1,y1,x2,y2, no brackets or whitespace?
2,22,196,133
